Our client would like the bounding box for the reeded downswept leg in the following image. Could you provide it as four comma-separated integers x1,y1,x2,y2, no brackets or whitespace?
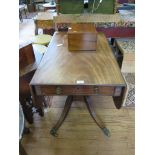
84,96,110,137
50,96,73,137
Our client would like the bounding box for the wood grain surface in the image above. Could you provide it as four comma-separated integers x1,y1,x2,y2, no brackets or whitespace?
30,32,125,86
19,43,43,77
68,24,97,51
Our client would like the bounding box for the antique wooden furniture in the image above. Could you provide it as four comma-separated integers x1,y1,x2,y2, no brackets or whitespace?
30,32,126,137
33,12,55,45
114,38,135,107
19,43,44,123
68,23,97,51
33,12,57,35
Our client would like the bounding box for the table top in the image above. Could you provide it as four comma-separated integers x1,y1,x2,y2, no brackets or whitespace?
30,32,125,86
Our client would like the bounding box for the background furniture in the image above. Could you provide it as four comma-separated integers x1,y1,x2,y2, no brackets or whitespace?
33,12,57,35
58,0,116,14
19,43,45,123
115,38,135,73
54,11,135,38
19,4,28,22
30,32,126,137
88,0,116,14
42,2,56,11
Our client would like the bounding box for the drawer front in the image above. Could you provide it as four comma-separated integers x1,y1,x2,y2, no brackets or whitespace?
34,85,115,96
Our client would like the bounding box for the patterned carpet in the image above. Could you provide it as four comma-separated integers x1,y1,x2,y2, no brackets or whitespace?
123,73,135,107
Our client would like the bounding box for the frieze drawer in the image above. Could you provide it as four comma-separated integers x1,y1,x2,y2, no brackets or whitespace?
34,85,117,96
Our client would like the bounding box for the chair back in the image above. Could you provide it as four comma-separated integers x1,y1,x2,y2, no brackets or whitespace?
19,43,35,71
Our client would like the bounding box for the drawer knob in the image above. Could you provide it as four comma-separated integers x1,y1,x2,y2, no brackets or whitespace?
56,86,62,95
94,86,99,94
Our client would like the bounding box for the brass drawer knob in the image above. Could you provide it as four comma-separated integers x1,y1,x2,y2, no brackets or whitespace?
56,86,62,95
94,86,99,94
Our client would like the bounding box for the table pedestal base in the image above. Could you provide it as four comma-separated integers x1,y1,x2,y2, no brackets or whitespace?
50,95,110,137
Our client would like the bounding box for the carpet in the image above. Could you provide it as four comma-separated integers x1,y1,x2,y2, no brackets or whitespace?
123,72,135,107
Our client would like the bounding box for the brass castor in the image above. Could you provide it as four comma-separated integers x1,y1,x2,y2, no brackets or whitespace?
50,128,58,137
102,127,111,137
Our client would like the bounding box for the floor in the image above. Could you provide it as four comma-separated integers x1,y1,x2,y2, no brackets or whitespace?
20,18,135,155
22,96,135,155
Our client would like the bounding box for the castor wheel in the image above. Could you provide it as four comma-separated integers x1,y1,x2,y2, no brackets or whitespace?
102,127,111,137
50,128,58,137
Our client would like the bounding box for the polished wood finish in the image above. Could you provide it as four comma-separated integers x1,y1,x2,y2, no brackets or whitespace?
68,24,97,51
30,32,126,136
34,85,116,96
30,32,125,86
50,96,73,136
34,12,57,35
50,95,111,137
19,43,43,77
19,44,35,71
113,86,126,109
84,96,110,137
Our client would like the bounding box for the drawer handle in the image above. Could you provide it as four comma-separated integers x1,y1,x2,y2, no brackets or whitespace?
56,86,62,95
94,86,99,94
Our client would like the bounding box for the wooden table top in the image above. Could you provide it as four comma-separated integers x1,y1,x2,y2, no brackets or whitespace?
30,32,125,86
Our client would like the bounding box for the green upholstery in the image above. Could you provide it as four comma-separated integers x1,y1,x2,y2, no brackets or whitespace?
88,0,115,14
59,0,84,14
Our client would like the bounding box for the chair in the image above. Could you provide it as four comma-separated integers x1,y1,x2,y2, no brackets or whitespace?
19,43,45,123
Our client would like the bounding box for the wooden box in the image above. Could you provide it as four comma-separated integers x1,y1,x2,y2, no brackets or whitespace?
68,23,97,51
